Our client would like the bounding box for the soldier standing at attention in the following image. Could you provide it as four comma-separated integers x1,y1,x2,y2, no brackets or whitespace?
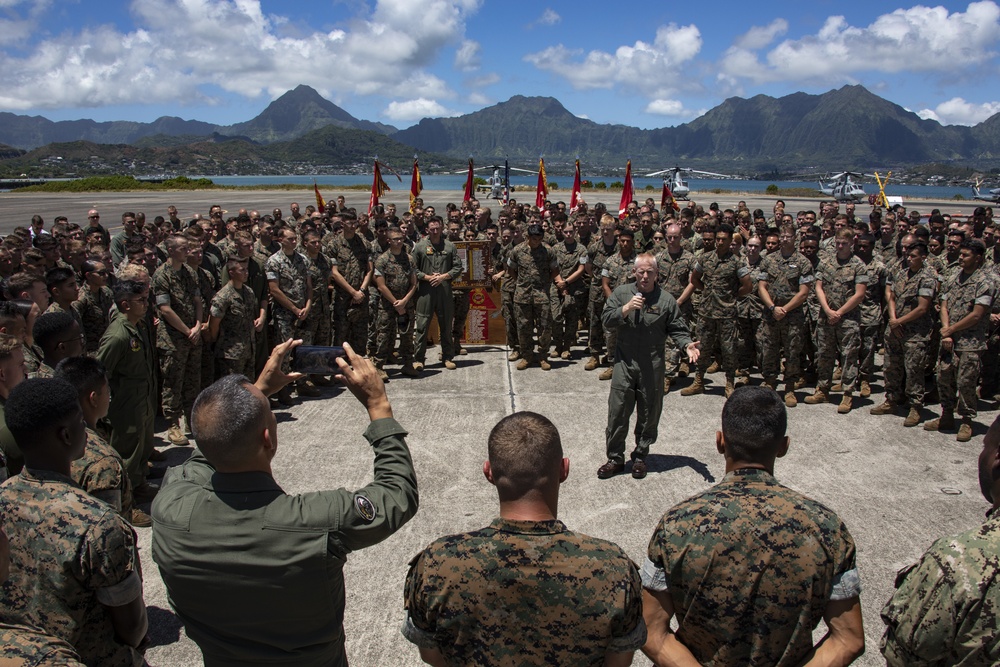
600,227,638,380
508,223,563,371
152,234,203,445
373,226,419,380
642,386,864,666
327,213,372,355
550,218,588,360
265,227,314,403
0,378,148,666
75,259,114,355
806,228,868,414
209,257,257,379
411,218,462,372
925,239,996,442
881,413,1000,664
872,242,937,427
402,411,646,665
757,224,814,407
97,280,158,504
585,216,619,374
446,220,472,355
654,223,695,393
853,233,887,399
680,224,752,398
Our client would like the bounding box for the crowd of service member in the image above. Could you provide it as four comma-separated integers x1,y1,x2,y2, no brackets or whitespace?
0,192,997,665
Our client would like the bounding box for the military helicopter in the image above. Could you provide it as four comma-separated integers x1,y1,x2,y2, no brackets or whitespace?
972,178,1000,204
817,171,874,203
642,166,730,200
453,163,538,201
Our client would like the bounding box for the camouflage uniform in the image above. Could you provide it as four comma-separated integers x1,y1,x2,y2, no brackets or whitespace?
0,468,144,667
509,242,559,360
737,256,764,371
758,250,815,384
815,255,869,393
550,239,589,354
587,239,618,360
302,250,333,346
655,247,695,377
264,250,312,367
938,267,996,418
194,263,218,388
498,243,519,353
152,262,202,422
979,257,1000,399
402,518,646,665
693,250,750,380
252,239,279,267
71,427,133,519
881,508,1000,666
642,467,861,666
327,234,371,352
373,250,416,369
210,282,258,379
600,250,636,363
74,285,114,355
884,265,937,408
859,256,888,382
2,630,82,665
368,238,391,355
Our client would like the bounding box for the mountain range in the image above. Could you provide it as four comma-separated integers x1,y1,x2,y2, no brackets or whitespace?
3,84,1000,174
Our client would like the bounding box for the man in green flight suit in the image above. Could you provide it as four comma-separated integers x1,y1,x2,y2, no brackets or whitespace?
411,218,463,371
97,280,158,502
151,340,418,667
598,253,700,480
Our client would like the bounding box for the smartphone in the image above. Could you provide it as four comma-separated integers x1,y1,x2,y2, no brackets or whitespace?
289,345,347,375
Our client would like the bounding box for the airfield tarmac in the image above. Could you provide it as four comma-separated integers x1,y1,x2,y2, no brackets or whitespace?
1,188,994,666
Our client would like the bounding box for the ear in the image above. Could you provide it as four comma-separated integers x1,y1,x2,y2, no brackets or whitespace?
483,461,495,486
716,431,726,455
261,426,277,459
85,389,99,410
776,436,790,459
559,457,570,483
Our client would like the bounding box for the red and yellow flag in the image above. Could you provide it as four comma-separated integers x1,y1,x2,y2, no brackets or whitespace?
570,159,582,212
314,181,326,214
535,157,548,209
463,158,475,202
369,159,390,215
618,159,634,220
661,181,679,212
409,157,423,213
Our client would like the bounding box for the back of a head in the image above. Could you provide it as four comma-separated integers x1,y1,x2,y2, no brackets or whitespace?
192,374,268,470
6,377,79,449
487,412,562,500
54,356,107,399
33,311,75,354
721,386,787,464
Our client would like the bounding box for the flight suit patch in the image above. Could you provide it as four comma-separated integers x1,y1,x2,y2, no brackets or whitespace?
354,495,376,522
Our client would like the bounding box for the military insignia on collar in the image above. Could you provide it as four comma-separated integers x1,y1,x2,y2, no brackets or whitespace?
354,495,376,522
129,338,140,352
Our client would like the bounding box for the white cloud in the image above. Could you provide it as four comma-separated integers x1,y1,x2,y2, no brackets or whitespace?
0,0,52,45
720,2,1000,85
0,0,481,110
918,97,1000,125
644,99,706,119
532,9,560,27
454,39,480,71
383,98,458,121
524,23,702,97
733,18,787,49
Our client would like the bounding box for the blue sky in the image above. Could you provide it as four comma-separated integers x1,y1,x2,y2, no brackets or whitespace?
1,0,998,130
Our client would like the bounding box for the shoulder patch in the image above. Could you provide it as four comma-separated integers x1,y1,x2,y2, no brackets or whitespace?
354,494,376,522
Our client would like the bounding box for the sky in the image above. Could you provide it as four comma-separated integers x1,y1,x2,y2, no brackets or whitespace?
0,0,998,131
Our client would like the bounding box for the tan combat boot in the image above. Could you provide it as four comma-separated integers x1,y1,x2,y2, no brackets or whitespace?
903,407,922,428
924,410,955,431
870,400,897,416
516,357,531,371
507,350,521,361
539,358,552,371
957,419,973,442
584,356,600,371
706,361,721,374
598,366,614,380
804,388,828,405
725,378,736,398
784,386,797,408
837,392,853,414
663,377,671,393
860,379,872,398
681,373,705,396
167,420,189,446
